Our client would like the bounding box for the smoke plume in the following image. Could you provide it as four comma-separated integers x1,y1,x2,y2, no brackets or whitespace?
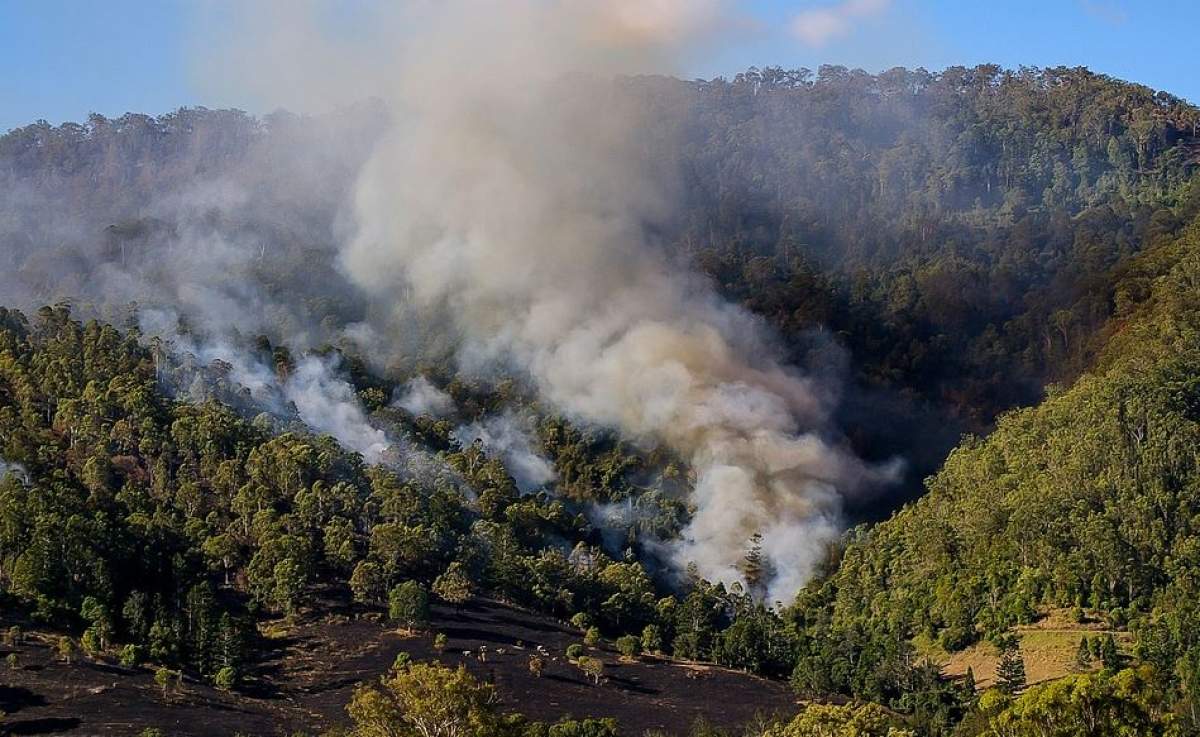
274,0,900,601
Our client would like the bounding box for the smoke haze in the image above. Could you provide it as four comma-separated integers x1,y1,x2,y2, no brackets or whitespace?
0,1,903,603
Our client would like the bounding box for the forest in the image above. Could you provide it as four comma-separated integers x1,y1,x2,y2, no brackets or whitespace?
2,64,1200,736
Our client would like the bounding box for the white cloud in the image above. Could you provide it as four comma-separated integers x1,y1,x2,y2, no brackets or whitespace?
789,0,891,47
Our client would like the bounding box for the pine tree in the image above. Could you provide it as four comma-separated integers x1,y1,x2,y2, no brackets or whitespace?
996,641,1026,695
740,533,767,597
1075,636,1093,671
1099,633,1122,670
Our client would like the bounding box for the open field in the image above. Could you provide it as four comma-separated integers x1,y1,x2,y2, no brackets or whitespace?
920,610,1135,689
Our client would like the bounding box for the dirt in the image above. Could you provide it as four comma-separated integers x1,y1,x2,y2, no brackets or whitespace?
0,597,797,736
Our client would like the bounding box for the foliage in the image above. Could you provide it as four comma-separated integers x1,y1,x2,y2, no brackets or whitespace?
764,703,914,737
389,581,431,631
346,662,501,737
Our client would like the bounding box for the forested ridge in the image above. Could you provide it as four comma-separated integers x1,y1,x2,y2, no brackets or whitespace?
3,64,1200,736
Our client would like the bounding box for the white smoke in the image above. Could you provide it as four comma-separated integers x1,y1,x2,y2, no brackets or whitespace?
394,376,457,418
286,355,390,464
0,460,29,485
285,0,902,602
453,411,556,494
141,309,389,464
789,0,892,47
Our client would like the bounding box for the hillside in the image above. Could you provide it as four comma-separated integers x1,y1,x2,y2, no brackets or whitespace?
780,216,1200,733
3,63,1200,737
0,596,794,736
3,66,1199,503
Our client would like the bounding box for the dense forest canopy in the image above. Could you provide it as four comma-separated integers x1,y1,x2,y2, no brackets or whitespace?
3,63,1200,736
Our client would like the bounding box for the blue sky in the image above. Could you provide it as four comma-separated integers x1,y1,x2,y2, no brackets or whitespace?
1,0,1196,133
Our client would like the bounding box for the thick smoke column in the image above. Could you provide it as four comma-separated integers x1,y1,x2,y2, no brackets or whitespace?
330,0,897,602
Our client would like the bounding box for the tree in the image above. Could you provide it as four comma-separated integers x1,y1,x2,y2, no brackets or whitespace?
996,641,1027,695
775,703,915,737
984,667,1166,737
432,562,473,606
575,656,604,686
741,533,767,598
1075,637,1093,671
641,625,663,655
546,718,619,737
616,635,640,659
119,644,144,668
154,667,176,700
351,560,387,605
1099,633,1122,670
56,636,75,664
389,581,431,631
346,661,500,737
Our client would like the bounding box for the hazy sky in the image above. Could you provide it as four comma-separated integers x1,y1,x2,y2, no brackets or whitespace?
1,0,1196,133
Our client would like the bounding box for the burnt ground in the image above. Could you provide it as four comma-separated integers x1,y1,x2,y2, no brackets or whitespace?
0,597,796,736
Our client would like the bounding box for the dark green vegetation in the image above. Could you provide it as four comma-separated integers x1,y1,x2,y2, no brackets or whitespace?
4,64,1200,735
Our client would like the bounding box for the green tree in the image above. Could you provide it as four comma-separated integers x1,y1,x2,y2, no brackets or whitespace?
996,641,1027,695
351,560,387,606
432,562,473,606
346,661,500,737
389,581,431,631
641,624,663,655
770,703,914,737
575,656,604,686
615,635,640,659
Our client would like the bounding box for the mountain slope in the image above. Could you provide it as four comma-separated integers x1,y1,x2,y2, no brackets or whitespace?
787,216,1200,718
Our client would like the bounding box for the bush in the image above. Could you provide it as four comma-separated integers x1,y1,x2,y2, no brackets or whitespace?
214,666,238,691
583,627,601,647
118,644,144,668
570,613,590,630
154,667,176,698
56,636,75,663
938,624,974,652
393,652,412,671
80,628,103,656
566,643,584,661
547,718,620,736
433,632,448,653
615,635,640,658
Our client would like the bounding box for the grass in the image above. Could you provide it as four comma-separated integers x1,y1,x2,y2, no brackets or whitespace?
920,609,1134,690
